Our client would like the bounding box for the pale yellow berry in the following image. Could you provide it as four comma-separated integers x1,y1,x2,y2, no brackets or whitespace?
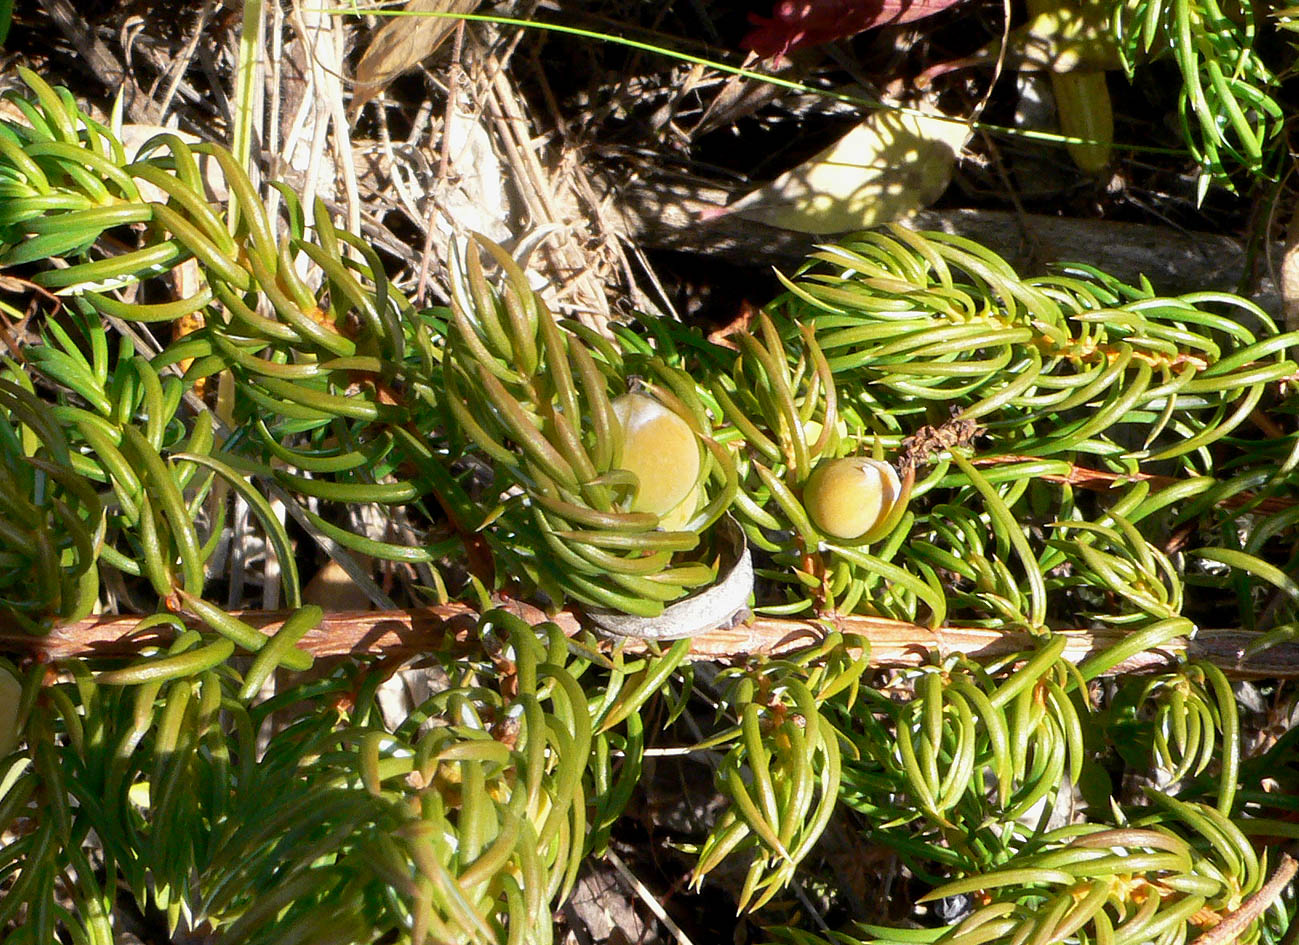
801,417,847,445
804,456,902,540
656,479,702,532
611,393,701,518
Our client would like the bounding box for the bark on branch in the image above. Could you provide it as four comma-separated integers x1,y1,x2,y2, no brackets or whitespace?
6,605,1298,679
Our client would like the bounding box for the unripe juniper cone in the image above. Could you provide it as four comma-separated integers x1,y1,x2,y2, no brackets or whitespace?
611,392,701,523
803,456,903,540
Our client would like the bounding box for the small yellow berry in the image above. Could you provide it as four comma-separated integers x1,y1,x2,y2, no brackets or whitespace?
657,479,702,532
804,456,902,540
612,393,701,519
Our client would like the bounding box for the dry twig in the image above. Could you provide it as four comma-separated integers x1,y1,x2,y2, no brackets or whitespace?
1190,854,1297,945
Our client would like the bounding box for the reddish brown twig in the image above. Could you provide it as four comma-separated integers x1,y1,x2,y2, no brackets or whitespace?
1189,853,1297,945
974,455,1298,515
5,605,1298,678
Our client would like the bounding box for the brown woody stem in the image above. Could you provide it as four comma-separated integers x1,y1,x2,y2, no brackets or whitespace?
974,455,1296,514
1189,853,1297,945
4,605,1298,678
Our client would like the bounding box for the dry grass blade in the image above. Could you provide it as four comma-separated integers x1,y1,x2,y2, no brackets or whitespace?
604,849,698,945
484,53,616,329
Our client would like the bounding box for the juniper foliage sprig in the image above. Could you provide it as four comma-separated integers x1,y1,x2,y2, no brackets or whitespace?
773,799,1287,945
0,69,1297,945
442,238,737,615
1111,0,1284,189
0,609,693,944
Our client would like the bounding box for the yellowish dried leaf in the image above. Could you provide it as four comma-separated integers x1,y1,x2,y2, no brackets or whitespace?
0,670,19,759
726,107,971,234
1283,199,1299,333
353,0,480,112
304,559,376,611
